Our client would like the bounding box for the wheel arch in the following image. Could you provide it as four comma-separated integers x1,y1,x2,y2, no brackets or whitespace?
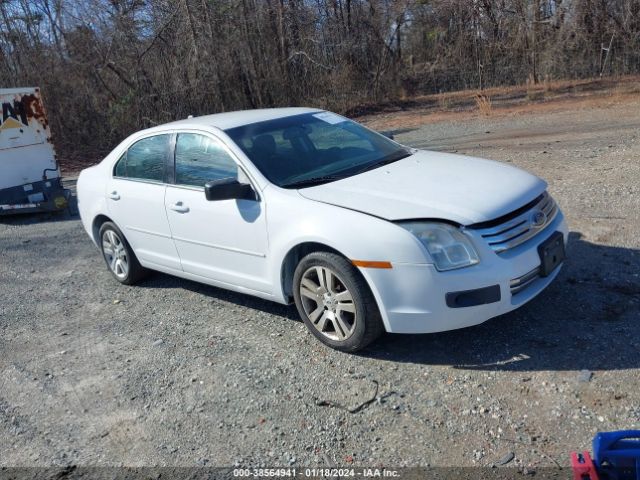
279,240,393,335
92,214,114,245
279,241,346,303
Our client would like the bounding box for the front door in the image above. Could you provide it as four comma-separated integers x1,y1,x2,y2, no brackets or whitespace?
164,132,270,294
107,133,181,271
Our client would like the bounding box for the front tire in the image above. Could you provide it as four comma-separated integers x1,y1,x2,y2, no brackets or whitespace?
99,221,147,285
293,252,384,352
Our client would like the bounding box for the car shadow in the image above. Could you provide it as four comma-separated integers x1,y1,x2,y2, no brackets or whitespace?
135,231,639,371
137,272,300,321
358,231,640,372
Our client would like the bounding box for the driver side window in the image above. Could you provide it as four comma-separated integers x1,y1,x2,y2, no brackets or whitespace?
175,133,238,187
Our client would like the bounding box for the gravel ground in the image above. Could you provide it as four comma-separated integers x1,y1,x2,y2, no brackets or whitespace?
1,96,639,472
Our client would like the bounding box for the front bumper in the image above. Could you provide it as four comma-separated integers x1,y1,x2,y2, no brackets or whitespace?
360,211,568,334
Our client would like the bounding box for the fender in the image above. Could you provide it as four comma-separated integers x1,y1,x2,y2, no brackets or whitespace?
264,185,431,304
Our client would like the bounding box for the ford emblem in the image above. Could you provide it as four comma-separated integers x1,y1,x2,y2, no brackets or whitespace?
531,210,547,228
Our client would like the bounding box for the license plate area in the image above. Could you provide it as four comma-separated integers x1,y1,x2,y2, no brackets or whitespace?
538,231,565,277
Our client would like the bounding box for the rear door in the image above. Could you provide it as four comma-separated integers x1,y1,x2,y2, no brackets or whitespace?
164,132,270,293
106,133,181,271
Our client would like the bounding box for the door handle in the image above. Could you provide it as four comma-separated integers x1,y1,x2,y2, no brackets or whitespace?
109,191,120,201
169,202,190,213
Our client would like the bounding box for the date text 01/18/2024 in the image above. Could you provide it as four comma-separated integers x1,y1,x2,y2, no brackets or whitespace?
232,468,400,477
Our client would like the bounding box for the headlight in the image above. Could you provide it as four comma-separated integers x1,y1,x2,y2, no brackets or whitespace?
398,222,480,271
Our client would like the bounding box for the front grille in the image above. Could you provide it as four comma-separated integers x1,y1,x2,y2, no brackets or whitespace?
470,192,558,254
510,267,541,295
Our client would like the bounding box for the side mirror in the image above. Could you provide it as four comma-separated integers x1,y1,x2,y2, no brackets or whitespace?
380,131,395,140
204,178,257,201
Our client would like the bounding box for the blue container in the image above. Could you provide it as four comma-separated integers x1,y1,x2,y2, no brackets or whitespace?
593,431,640,480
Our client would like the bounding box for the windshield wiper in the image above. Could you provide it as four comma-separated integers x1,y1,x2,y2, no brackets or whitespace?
281,150,413,189
281,175,348,189
353,150,412,176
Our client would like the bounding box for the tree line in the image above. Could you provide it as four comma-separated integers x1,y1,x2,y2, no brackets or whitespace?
1,0,638,160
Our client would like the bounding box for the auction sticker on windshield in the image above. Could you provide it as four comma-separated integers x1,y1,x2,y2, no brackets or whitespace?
312,111,345,124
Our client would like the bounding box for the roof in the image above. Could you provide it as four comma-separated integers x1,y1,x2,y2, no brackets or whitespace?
163,107,323,131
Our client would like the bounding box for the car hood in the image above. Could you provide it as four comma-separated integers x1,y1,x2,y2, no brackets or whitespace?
298,150,547,225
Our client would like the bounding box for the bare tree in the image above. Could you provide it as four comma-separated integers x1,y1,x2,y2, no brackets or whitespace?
0,0,638,161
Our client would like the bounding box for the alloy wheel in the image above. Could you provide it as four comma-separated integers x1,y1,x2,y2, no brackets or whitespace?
102,229,129,279
299,266,356,341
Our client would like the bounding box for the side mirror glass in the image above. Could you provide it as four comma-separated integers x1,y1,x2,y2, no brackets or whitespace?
204,178,257,201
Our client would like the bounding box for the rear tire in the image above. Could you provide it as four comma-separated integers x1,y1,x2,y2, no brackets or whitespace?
98,221,147,285
293,252,384,352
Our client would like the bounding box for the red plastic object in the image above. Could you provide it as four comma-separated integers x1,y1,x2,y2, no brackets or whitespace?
572,451,600,480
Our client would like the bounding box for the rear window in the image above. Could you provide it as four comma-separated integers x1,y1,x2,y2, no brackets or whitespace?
114,134,169,182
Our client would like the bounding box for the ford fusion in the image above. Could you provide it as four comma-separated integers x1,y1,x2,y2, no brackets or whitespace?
78,108,567,352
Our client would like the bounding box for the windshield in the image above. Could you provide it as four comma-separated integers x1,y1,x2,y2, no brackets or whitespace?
224,111,412,188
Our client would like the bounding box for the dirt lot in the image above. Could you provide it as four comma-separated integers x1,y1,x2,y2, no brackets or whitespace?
1,94,639,473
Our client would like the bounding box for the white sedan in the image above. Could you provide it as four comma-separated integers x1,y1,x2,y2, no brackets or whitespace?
78,108,567,352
